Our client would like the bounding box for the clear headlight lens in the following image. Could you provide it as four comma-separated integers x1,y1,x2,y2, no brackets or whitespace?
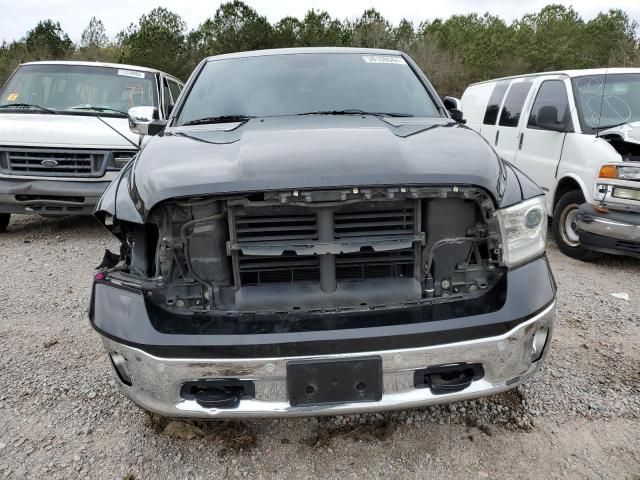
496,196,547,267
618,166,640,181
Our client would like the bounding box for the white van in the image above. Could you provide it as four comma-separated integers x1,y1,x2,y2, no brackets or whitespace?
0,61,184,232
461,68,640,260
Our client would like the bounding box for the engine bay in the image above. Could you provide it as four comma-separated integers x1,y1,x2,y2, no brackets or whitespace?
101,186,507,314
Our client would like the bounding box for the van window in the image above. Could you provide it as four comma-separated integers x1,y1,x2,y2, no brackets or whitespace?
528,80,570,129
572,73,640,133
499,82,532,127
482,80,509,125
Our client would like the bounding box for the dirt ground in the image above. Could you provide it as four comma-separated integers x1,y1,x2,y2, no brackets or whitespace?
0,214,639,479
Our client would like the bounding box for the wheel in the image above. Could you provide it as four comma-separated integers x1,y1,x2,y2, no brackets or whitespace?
551,190,600,261
0,213,9,233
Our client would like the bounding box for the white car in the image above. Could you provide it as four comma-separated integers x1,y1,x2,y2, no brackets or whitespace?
461,68,640,259
0,61,183,232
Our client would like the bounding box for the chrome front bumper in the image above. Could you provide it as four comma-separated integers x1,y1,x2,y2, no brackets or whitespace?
577,208,640,242
102,302,555,419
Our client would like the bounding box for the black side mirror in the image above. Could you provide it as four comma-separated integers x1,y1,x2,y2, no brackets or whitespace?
443,96,466,124
536,105,567,132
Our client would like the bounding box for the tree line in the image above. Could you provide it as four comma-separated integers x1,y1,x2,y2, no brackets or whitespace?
1,1,639,95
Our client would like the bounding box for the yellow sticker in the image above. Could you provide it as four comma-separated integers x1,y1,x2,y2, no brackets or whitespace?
7,93,18,101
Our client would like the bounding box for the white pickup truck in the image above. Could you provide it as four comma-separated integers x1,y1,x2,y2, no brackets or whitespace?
461,68,640,259
0,61,183,232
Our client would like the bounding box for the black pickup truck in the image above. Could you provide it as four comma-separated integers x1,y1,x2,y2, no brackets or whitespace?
90,48,556,418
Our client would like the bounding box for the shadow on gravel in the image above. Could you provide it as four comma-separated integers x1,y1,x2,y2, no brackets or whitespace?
306,418,397,447
140,389,533,452
4,214,102,235
145,413,257,453
547,237,640,269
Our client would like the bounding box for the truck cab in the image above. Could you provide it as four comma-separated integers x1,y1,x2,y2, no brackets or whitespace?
0,61,183,232
461,69,640,259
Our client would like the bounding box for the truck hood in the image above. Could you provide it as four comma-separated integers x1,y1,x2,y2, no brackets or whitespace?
127,116,508,216
100,115,539,223
0,112,139,149
599,121,640,145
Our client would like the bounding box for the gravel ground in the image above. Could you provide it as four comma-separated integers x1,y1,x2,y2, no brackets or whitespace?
0,214,639,479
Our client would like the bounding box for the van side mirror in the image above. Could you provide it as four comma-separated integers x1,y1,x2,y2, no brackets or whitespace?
128,106,167,136
443,96,466,124
535,105,568,132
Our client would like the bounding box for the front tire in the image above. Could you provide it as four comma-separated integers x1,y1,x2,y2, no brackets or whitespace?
0,213,9,233
552,190,600,261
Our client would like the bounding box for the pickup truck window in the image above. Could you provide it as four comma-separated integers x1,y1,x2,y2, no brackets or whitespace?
572,73,640,133
168,80,182,103
176,53,440,125
499,82,532,127
483,80,509,125
0,64,157,114
528,80,571,129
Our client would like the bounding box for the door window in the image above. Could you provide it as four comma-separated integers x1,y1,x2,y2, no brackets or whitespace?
168,80,182,104
528,80,571,130
483,80,509,125
161,78,172,117
499,82,532,127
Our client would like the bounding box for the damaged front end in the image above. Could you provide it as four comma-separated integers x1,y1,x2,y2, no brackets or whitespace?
90,183,555,418
97,185,508,316
575,123,640,258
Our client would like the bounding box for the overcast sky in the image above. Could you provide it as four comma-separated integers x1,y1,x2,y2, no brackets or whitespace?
2,0,640,44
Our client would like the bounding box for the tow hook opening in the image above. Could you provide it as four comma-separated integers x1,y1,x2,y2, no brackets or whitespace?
180,380,256,409
531,326,550,362
414,363,484,395
109,352,132,387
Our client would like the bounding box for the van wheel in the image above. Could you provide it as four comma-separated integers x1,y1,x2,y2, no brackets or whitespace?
552,191,600,261
0,213,9,233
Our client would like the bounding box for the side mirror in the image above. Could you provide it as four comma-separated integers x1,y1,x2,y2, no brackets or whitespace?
535,105,568,132
128,106,166,136
443,96,466,124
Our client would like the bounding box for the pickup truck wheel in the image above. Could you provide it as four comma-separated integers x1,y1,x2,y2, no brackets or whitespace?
552,191,600,261
0,213,9,233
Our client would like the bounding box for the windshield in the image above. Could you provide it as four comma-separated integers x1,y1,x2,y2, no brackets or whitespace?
572,73,640,133
0,64,158,114
176,53,440,126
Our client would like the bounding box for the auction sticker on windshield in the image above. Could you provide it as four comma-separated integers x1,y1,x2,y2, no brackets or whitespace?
362,55,406,65
117,69,146,79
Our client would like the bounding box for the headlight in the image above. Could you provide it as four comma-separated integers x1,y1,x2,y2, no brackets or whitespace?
107,151,137,171
496,196,547,267
598,164,640,181
618,166,640,181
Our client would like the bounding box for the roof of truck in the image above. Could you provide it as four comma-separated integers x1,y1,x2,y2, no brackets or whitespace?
204,47,404,62
20,61,182,82
469,67,640,87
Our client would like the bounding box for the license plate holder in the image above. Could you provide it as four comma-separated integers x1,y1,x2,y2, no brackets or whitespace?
287,357,382,407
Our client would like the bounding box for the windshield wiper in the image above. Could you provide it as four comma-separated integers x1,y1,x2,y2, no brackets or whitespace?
294,109,415,117
68,105,140,149
182,115,254,126
68,105,129,117
0,103,57,114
